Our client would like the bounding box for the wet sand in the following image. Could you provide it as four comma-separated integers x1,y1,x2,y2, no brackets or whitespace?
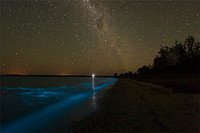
71,78,200,132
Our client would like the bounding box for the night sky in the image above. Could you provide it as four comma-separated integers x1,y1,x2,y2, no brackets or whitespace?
1,0,199,75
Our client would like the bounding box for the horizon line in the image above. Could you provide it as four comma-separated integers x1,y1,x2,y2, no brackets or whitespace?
0,74,115,77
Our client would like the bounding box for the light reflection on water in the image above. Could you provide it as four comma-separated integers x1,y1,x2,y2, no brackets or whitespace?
92,91,97,110
92,76,95,90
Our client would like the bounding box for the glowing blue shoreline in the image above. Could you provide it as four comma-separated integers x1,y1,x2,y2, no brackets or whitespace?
1,78,116,133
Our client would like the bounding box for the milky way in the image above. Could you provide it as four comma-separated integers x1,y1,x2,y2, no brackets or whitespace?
1,0,199,75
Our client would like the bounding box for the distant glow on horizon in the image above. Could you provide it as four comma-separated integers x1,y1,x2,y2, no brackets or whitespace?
59,73,68,76
92,74,95,77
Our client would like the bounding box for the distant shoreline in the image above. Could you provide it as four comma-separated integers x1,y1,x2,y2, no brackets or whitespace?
0,74,115,78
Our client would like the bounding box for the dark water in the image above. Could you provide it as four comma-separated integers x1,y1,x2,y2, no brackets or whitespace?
0,76,116,132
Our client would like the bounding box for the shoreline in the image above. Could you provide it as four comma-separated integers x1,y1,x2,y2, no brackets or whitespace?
71,78,200,132
133,74,200,94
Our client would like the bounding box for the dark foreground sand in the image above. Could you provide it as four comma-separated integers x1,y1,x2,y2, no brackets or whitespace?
70,78,199,132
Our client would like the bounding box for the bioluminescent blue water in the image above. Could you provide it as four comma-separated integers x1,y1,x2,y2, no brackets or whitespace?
1,76,116,132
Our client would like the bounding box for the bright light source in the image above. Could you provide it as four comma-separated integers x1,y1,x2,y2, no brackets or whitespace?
92,74,95,77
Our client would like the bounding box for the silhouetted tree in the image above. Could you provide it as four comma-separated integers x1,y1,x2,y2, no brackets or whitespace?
137,36,200,74
114,73,118,77
128,71,133,78
185,36,195,57
194,42,200,56
137,65,151,74
119,71,134,78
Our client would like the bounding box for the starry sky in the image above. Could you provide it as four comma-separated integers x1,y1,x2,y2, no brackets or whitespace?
1,0,199,76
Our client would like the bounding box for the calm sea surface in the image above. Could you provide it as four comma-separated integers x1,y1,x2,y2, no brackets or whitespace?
1,76,116,132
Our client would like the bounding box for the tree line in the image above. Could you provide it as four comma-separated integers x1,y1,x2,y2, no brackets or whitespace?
114,36,200,77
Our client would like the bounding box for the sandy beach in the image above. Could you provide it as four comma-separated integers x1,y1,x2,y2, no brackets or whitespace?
71,78,200,132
